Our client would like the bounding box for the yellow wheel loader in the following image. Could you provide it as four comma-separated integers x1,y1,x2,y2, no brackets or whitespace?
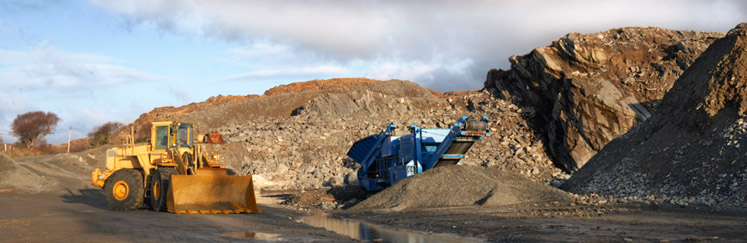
91,121,260,214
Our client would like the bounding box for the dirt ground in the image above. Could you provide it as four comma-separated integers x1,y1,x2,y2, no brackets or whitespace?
0,193,354,242
2,154,746,242
338,204,747,242
0,154,354,242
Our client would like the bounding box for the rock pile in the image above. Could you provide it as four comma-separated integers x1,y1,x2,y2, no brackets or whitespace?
185,80,560,191
562,23,747,208
111,78,389,145
352,165,573,212
485,27,723,171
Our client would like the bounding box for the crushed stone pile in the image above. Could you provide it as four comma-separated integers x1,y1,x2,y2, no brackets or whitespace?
563,23,747,208
0,154,15,172
352,165,573,212
0,147,108,195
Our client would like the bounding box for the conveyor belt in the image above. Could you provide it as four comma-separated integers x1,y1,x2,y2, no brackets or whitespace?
436,135,482,166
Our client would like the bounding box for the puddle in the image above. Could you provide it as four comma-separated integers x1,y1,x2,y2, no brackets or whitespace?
220,232,282,241
299,213,481,243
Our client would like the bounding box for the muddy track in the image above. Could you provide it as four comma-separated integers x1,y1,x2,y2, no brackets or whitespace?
0,193,352,242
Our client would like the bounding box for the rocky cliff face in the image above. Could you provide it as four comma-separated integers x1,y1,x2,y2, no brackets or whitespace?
562,23,747,208
484,27,723,171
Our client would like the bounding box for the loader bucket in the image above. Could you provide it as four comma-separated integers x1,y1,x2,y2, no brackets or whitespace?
167,174,261,214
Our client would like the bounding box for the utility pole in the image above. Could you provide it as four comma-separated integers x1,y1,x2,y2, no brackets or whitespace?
67,126,72,153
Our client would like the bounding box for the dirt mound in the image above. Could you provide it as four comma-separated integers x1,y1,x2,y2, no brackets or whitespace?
352,165,573,211
563,23,747,208
0,155,57,194
0,154,17,172
263,78,379,96
485,27,723,171
0,144,110,194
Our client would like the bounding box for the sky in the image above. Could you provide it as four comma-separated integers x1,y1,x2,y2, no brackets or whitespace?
0,0,745,144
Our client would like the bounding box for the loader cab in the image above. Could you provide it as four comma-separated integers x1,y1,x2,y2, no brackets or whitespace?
152,122,171,151
151,122,194,151
174,123,194,149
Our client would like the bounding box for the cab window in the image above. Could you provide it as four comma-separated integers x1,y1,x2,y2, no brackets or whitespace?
155,126,168,150
177,124,193,148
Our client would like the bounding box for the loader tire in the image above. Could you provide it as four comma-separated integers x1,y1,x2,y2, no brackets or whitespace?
105,169,144,211
149,167,178,211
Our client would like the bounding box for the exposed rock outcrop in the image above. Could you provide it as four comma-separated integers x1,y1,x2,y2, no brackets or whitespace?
484,27,723,171
562,23,747,208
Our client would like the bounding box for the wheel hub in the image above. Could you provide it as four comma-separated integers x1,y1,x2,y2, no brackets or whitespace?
113,181,129,201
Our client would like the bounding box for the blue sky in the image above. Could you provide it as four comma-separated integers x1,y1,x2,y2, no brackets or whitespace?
1,0,745,144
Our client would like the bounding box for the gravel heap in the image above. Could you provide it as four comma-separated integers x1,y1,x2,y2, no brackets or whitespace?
352,165,573,211
562,23,747,208
0,155,56,194
189,80,560,191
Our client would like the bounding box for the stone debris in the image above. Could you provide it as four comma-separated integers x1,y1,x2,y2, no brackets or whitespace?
563,23,747,209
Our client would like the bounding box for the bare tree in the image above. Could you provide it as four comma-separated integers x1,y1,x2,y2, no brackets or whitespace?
11,111,61,148
89,122,124,146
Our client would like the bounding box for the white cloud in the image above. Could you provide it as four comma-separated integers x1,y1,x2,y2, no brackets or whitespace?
92,0,747,92
220,65,347,81
365,63,437,82
0,42,175,143
93,0,390,58
0,42,167,90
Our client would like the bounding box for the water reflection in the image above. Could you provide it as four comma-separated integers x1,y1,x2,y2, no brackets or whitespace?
299,213,480,243
220,232,282,240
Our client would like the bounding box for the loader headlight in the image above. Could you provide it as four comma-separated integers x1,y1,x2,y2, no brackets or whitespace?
98,174,105,180
212,154,219,160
